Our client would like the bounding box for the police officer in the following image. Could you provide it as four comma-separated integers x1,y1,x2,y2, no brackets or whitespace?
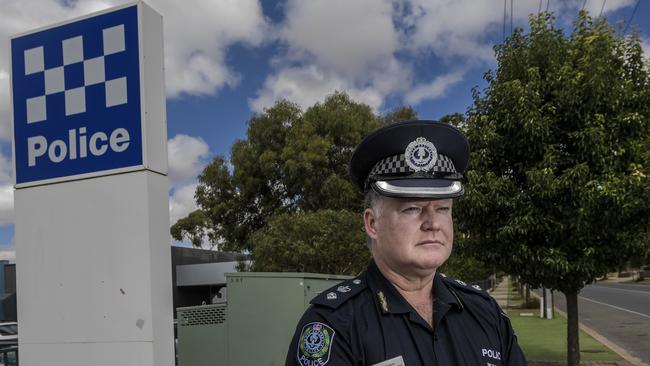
285,120,527,366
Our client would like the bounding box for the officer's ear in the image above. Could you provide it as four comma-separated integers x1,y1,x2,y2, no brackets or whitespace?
364,208,379,241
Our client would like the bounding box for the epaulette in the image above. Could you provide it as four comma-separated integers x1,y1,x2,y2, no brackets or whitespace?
310,276,367,309
439,273,492,301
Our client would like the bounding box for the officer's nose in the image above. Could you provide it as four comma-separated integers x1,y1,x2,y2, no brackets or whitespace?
420,206,440,232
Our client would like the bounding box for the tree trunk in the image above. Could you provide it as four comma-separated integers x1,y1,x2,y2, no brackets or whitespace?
565,290,580,366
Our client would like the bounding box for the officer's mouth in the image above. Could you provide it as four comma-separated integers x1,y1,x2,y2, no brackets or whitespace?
416,240,444,247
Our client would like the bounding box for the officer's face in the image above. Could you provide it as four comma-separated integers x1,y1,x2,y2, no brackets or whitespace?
365,197,453,276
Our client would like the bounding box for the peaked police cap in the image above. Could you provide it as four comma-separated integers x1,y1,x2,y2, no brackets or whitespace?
349,120,470,199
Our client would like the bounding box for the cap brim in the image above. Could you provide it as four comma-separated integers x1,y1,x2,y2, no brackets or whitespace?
372,179,464,199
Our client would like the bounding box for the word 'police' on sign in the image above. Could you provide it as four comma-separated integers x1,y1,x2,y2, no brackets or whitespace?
28,127,130,166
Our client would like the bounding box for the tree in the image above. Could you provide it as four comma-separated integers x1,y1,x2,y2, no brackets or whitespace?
459,12,650,365
171,92,417,273
170,210,211,248
250,210,368,275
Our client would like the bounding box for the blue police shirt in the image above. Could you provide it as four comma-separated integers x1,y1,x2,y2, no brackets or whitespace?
286,261,527,366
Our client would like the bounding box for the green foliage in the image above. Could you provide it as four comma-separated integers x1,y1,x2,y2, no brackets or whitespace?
170,210,210,248
459,12,650,294
171,93,416,273
439,232,495,281
379,105,418,125
250,210,370,275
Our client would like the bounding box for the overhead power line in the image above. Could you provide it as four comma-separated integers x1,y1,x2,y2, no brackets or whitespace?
624,0,641,34
510,0,514,35
503,0,507,41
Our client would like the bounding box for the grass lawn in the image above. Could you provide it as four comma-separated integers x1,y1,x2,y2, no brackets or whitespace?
510,310,622,361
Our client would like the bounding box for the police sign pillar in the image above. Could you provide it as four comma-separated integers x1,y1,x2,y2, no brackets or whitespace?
10,2,173,365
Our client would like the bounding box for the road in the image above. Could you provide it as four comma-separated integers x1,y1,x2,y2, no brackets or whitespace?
548,282,650,364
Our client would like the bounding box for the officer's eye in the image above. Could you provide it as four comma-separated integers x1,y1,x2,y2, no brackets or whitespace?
437,206,451,212
402,206,422,214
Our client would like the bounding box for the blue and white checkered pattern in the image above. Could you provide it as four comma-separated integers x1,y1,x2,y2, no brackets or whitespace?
23,24,128,124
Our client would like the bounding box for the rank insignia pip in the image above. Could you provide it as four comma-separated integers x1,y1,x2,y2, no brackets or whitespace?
337,285,351,293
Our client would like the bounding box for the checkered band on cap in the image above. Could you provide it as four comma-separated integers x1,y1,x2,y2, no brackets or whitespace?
369,153,457,177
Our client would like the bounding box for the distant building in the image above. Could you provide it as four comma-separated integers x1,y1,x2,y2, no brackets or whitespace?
171,246,244,317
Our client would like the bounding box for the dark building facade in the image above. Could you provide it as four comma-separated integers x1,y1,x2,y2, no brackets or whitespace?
0,262,16,321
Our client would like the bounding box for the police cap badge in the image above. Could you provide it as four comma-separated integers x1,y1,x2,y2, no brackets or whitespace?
349,120,469,198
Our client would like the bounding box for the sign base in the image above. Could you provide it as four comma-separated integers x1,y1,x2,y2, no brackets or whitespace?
15,170,173,366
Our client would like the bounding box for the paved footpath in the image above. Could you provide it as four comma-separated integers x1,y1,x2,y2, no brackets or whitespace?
489,276,511,311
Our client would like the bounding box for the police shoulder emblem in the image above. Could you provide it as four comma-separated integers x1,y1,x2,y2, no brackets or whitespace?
405,137,437,172
297,322,335,366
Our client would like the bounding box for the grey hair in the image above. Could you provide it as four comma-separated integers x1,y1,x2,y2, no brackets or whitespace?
364,189,385,248
364,189,385,216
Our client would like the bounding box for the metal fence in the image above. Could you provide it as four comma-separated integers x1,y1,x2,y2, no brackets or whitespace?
0,345,17,366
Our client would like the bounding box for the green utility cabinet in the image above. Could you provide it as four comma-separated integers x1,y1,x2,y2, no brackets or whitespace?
177,272,350,366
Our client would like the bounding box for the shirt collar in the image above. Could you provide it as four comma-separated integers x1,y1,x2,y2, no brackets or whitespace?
433,272,464,311
365,260,464,315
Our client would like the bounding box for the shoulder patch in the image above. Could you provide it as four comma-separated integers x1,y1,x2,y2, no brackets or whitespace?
297,322,335,366
310,276,367,309
441,275,492,301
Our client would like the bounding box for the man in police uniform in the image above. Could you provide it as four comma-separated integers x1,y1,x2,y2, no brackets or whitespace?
285,120,527,366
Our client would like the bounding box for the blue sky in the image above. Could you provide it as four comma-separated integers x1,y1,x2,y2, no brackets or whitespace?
0,0,648,256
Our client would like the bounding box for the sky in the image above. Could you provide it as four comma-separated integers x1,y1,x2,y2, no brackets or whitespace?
0,0,648,258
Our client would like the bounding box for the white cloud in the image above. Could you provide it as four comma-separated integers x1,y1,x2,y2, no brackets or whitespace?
168,134,210,188
0,148,12,184
641,38,650,60
405,70,466,105
0,71,12,142
0,0,268,141
169,183,198,226
251,0,413,112
158,0,268,97
251,65,391,113
167,134,211,226
0,150,14,226
0,185,13,227
404,1,499,62
0,244,15,263
279,0,399,77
